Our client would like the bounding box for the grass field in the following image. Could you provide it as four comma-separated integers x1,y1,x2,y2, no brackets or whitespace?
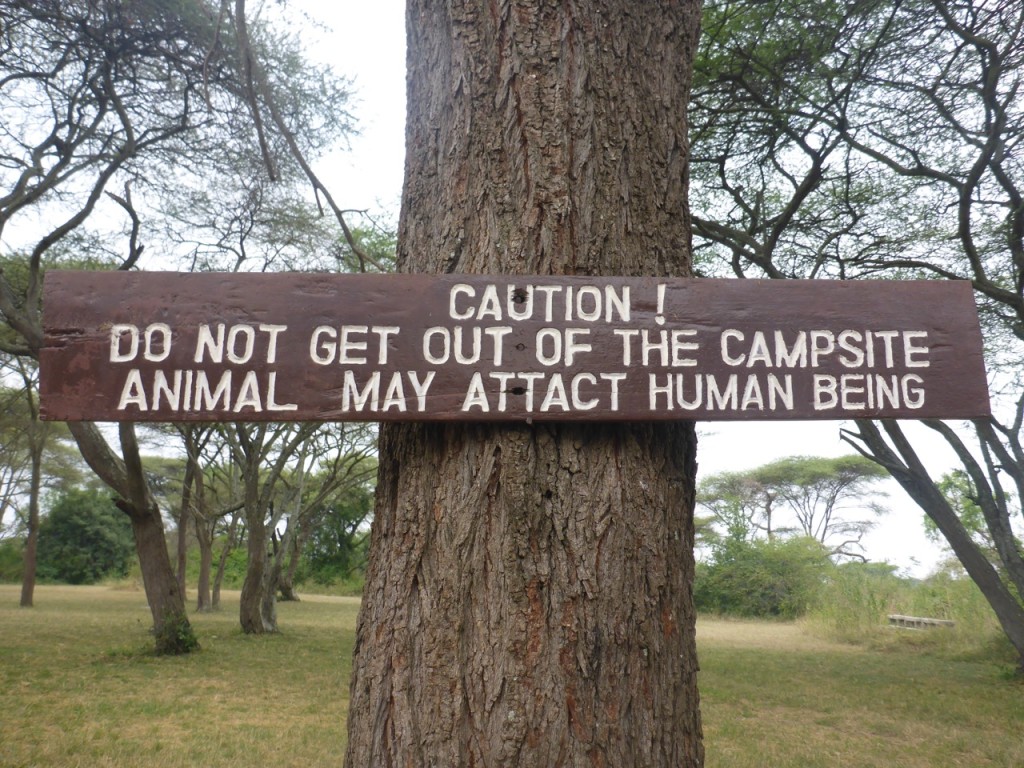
1,585,1022,767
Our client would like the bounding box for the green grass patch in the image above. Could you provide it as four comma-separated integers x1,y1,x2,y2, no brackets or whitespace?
2,585,1022,766
698,619,1024,767
0,585,358,767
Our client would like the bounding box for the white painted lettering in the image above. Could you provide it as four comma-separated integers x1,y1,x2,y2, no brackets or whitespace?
449,284,475,320
540,374,571,412
194,324,225,363
571,373,599,410
903,332,930,368
259,324,287,364
721,330,745,366
118,369,147,410
110,324,140,363
233,371,263,412
144,324,172,362
462,372,489,412
600,373,625,411
339,326,369,364
407,371,434,412
227,325,255,364
310,326,336,365
810,331,835,367
267,372,298,411
342,371,380,411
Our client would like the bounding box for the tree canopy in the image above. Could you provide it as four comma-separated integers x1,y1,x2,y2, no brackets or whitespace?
0,0,364,652
699,454,888,559
690,0,1024,669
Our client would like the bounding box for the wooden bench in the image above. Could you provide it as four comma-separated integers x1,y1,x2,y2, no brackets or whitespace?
888,614,955,630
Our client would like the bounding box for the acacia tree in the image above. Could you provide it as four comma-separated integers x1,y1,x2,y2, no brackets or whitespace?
345,2,705,765
0,367,85,606
222,422,315,633
177,424,242,612
0,365,46,606
690,0,1024,668
701,455,887,559
270,423,377,602
766,456,888,557
221,420,370,633
699,465,784,541
0,0,357,652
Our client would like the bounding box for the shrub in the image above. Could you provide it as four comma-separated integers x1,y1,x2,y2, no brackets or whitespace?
36,489,136,585
695,536,831,619
807,561,1011,661
0,538,23,582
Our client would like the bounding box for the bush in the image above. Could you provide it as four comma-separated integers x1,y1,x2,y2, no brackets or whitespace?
807,561,1010,660
300,486,372,586
695,536,831,619
0,538,23,582
215,545,249,590
36,489,136,585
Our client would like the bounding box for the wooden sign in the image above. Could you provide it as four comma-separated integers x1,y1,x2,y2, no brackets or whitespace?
39,271,991,423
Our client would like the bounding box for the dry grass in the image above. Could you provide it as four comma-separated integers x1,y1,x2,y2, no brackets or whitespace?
2,586,1022,767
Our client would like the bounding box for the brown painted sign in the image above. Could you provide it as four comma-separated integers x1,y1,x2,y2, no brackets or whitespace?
39,271,990,423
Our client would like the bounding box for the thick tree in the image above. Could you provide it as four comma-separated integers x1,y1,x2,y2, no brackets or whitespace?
345,2,705,765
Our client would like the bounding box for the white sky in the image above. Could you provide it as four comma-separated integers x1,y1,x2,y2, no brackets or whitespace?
295,2,955,577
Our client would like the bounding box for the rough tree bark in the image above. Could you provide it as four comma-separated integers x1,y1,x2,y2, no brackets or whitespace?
240,495,277,634
345,2,704,765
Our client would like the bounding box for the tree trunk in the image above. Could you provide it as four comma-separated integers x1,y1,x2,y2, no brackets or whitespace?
67,421,197,653
195,519,215,612
279,522,309,602
19,428,43,608
19,365,44,608
212,513,241,610
240,514,276,633
345,2,704,764
121,500,196,654
176,461,194,601
273,515,303,602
